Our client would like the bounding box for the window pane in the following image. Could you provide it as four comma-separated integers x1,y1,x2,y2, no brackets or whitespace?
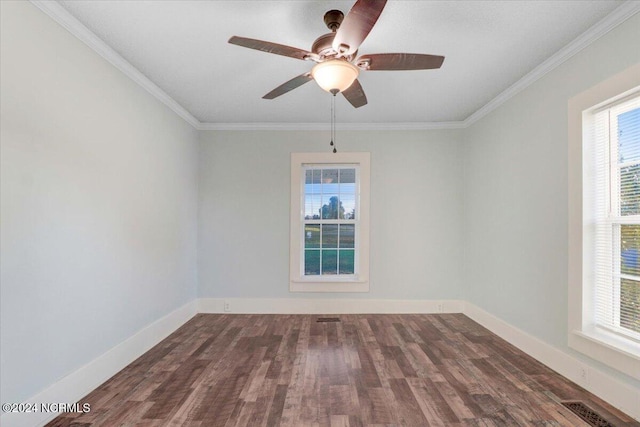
339,250,355,274
305,250,320,275
621,278,640,334
339,224,355,248
340,169,356,219
620,165,640,215
322,169,339,185
305,169,321,193
340,194,356,219
305,224,320,249
322,224,338,248
618,107,640,163
304,194,322,220
339,168,356,184
322,250,338,274
320,195,342,219
621,225,640,276
322,170,340,198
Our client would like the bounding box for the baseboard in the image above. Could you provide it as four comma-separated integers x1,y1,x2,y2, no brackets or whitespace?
198,297,465,314
1,300,198,427
463,302,640,421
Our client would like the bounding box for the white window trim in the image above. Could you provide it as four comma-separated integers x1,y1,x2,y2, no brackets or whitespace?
568,63,640,380
290,152,370,292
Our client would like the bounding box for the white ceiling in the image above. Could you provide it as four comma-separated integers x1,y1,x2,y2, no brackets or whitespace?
55,0,625,126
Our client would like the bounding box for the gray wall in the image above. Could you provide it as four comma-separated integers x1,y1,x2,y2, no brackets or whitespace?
198,130,464,300
462,12,640,388
0,2,199,404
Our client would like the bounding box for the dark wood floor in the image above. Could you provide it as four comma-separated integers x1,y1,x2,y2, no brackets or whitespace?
47,314,638,427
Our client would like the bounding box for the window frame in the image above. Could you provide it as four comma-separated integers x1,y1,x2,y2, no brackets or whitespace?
568,63,640,380
601,98,640,341
290,152,370,292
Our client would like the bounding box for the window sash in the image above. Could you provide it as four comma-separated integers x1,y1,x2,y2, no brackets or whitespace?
300,164,360,278
594,95,640,341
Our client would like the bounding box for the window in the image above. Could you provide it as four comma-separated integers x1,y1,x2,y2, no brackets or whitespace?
592,96,640,340
568,65,640,381
290,152,370,292
302,166,357,276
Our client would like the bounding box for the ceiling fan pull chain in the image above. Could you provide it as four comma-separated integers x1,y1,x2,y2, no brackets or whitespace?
332,93,337,153
329,93,334,152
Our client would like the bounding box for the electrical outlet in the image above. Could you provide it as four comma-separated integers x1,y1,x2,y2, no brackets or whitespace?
437,303,444,313
224,300,230,312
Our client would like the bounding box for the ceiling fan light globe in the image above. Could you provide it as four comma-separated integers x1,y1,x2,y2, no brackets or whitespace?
311,60,359,93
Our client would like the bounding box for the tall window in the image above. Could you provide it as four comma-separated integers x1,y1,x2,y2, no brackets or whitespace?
290,152,370,292
569,67,640,380
593,95,640,340
303,166,358,276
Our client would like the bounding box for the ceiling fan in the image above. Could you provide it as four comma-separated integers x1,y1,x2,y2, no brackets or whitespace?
228,0,444,108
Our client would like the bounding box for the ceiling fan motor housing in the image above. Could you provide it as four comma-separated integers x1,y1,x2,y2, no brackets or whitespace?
312,32,356,61
316,10,358,60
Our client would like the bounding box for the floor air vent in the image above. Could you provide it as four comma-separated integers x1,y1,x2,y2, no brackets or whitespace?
316,317,340,322
561,401,614,427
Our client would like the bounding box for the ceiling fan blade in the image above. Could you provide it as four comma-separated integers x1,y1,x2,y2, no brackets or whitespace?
263,73,313,99
357,53,445,70
229,36,311,61
332,0,387,57
342,79,367,108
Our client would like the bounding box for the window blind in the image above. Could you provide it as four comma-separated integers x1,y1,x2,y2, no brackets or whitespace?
593,94,640,340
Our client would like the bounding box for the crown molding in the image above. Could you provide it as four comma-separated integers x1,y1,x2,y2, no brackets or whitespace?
463,0,640,128
196,121,466,131
30,0,639,132
29,0,201,129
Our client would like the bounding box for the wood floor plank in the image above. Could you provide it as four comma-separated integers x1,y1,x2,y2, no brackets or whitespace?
46,314,638,427
388,378,430,426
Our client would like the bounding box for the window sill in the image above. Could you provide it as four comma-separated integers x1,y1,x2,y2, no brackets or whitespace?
569,327,640,380
290,278,369,293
